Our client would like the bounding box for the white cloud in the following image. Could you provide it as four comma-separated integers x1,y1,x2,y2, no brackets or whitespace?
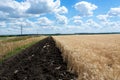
100,20,120,29
8,19,37,29
108,7,120,17
0,11,9,21
72,16,82,20
0,0,62,20
37,17,53,26
0,21,6,27
71,16,82,25
97,7,120,22
0,0,29,10
97,14,109,21
86,19,101,28
1,0,120,34
0,0,68,23
74,1,97,17
26,0,60,14
73,20,83,25
55,6,68,14
0,0,30,18
96,7,120,28
21,19,36,27
55,14,68,25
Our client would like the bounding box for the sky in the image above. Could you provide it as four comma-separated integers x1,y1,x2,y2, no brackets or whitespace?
0,0,120,35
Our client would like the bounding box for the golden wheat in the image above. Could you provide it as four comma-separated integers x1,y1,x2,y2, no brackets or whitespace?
53,34,120,80
0,36,46,59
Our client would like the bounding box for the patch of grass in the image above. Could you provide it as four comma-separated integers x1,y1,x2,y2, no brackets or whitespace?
0,37,7,40
0,36,45,59
2,36,32,43
0,37,13,41
0,41,38,63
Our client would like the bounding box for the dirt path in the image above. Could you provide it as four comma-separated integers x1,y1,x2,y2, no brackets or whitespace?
0,37,77,80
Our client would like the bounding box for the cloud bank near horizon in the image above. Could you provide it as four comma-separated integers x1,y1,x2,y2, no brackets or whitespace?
0,0,120,35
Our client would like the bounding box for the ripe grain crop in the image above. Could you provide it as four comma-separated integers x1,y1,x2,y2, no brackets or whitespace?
53,34,120,80
0,37,16,42
0,36,46,60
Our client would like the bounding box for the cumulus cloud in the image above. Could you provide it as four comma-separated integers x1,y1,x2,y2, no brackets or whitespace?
55,14,68,25
0,21,6,27
74,1,97,17
0,11,9,21
0,0,69,35
37,17,53,26
108,7,120,17
26,0,60,14
72,16,82,25
8,19,36,29
0,5,14,13
0,0,61,19
86,19,101,28
0,0,30,19
72,16,82,20
21,19,36,27
55,6,68,14
97,7,120,21
73,20,83,25
97,14,109,21
0,0,68,21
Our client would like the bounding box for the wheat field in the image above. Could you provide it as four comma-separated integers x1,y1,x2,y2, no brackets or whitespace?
53,34,120,80
0,36,46,59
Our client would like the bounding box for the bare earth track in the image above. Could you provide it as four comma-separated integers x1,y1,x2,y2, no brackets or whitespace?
0,37,77,80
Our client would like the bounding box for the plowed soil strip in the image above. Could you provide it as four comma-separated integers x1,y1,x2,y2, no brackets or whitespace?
0,37,77,80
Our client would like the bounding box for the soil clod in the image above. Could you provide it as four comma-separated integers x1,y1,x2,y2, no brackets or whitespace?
0,37,77,80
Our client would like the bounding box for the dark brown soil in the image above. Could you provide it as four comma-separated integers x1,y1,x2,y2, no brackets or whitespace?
0,37,77,80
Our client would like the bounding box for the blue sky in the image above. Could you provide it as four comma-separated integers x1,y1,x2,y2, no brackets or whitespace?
0,0,120,35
